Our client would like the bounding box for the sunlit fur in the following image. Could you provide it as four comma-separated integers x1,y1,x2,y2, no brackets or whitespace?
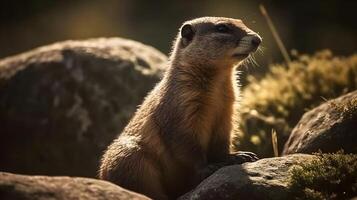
99,17,261,200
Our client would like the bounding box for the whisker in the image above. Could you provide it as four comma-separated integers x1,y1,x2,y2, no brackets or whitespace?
257,46,265,54
248,55,254,67
240,57,250,70
250,54,259,67
245,55,256,69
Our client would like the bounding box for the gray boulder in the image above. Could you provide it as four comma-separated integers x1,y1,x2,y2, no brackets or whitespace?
0,172,150,200
0,38,167,177
283,90,357,155
179,154,315,200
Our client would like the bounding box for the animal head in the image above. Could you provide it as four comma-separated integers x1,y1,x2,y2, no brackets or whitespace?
172,17,261,67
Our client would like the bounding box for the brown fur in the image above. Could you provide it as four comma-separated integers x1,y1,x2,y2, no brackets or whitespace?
99,17,261,200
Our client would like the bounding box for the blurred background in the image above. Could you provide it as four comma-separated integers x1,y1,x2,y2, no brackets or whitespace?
0,0,356,63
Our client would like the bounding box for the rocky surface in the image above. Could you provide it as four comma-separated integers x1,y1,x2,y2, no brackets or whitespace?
179,154,315,200
0,38,167,177
283,91,357,155
0,172,150,200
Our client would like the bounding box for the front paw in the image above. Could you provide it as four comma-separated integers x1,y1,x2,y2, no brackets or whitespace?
227,151,259,165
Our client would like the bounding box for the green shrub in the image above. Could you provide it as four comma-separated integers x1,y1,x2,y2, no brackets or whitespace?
236,50,357,157
289,152,357,200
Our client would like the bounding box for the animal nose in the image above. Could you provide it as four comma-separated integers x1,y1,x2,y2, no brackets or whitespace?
251,35,262,47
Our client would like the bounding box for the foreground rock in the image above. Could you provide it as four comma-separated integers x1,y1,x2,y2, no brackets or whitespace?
0,38,167,177
283,91,357,155
0,172,150,200
179,154,315,200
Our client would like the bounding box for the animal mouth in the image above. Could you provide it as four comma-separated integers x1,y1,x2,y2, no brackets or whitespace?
232,53,249,58
231,45,257,59
232,45,259,59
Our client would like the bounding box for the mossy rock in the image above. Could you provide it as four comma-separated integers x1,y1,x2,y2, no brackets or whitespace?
180,153,357,200
289,152,357,200
179,154,315,200
0,38,167,177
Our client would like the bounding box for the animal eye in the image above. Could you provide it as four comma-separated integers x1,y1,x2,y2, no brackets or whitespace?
215,24,230,33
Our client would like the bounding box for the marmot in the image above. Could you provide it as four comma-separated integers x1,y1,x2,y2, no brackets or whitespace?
99,17,262,200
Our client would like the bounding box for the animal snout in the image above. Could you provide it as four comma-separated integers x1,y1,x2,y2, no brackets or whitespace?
250,35,262,48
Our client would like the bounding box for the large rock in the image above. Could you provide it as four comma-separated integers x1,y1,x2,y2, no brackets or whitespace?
0,38,167,177
0,172,150,200
179,154,315,200
283,91,357,155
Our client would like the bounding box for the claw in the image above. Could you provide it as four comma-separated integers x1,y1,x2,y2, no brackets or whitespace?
228,151,259,164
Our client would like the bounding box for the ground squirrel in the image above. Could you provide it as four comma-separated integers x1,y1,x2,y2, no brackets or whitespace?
99,17,262,200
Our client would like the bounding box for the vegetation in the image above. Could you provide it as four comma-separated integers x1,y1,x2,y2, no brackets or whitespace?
235,50,357,157
289,152,357,200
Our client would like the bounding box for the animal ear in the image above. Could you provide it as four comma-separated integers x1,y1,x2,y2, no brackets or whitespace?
180,24,195,47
